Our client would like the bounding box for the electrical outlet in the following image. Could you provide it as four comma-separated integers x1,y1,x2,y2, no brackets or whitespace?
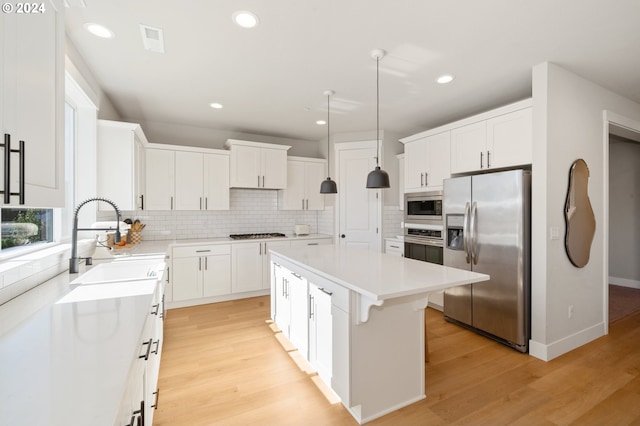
550,227,560,240
568,305,574,319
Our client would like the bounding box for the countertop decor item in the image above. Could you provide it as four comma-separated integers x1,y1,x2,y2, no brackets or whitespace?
366,49,390,189
564,158,595,268
320,90,338,194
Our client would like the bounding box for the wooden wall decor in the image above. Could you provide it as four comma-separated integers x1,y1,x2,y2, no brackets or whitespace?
564,159,596,268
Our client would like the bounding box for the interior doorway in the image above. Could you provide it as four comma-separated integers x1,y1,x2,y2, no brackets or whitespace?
334,141,382,251
606,114,640,327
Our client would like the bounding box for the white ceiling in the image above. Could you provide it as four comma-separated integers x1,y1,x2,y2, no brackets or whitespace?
65,0,640,143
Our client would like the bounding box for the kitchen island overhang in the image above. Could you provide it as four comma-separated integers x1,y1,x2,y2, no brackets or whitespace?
269,244,489,424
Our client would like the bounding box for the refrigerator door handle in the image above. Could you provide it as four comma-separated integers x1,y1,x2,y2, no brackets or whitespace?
470,201,478,265
463,201,471,264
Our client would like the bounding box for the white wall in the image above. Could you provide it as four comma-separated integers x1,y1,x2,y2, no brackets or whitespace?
530,62,640,361
608,137,640,288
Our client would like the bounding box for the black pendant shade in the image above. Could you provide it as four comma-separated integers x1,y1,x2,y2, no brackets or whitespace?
366,49,390,189
320,176,338,194
320,90,338,194
366,166,390,189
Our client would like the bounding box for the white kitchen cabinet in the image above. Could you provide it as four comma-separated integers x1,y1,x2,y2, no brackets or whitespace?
309,282,333,385
278,157,326,210
97,120,147,211
145,148,175,210
287,270,309,356
171,245,231,301
174,150,230,210
273,262,290,335
385,238,404,257
226,139,291,189
451,106,532,174
232,240,292,293
0,0,65,207
404,131,450,192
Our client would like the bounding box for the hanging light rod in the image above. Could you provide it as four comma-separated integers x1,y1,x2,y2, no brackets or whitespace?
366,49,390,189
320,90,338,194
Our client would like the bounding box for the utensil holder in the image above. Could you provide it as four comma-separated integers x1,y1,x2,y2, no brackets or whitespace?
128,231,142,245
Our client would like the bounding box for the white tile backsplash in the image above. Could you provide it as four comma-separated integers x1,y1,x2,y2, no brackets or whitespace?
100,189,329,240
383,205,404,239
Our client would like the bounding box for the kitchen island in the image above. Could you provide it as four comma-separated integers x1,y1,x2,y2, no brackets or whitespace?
269,244,489,424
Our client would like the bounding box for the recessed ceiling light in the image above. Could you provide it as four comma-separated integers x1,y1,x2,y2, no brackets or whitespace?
436,74,454,84
316,120,326,125
209,103,223,109
84,23,114,39
232,11,259,28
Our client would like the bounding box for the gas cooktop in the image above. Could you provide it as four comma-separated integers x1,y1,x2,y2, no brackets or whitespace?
229,233,287,240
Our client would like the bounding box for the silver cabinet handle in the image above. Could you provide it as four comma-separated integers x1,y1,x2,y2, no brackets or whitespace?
309,294,314,319
258,175,260,187
480,152,484,169
291,272,302,279
205,256,208,270
487,150,491,168
302,199,305,209
196,249,211,253
307,242,319,246
200,197,202,210
205,197,208,210
170,196,174,210
425,172,428,186
420,172,424,186
390,245,400,249
198,257,202,271
319,287,333,296
262,176,265,187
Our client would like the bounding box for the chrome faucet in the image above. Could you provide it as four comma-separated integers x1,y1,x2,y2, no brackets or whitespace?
69,197,122,274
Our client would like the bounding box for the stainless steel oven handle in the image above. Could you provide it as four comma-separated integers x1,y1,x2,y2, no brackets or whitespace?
463,202,471,264
404,235,443,247
470,201,478,265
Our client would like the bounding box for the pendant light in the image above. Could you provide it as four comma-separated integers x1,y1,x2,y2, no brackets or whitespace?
320,90,338,194
366,49,390,189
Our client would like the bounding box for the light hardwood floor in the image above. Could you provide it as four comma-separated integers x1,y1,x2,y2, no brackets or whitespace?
154,296,640,425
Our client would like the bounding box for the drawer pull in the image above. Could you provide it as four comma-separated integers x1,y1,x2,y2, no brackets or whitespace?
139,338,153,360
151,388,160,409
151,304,160,315
290,272,302,279
319,287,333,296
195,249,211,253
151,339,160,355
307,243,319,246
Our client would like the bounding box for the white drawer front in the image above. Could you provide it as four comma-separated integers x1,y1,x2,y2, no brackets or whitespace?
172,244,231,258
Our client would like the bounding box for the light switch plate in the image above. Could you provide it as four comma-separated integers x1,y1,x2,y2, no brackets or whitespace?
550,227,560,240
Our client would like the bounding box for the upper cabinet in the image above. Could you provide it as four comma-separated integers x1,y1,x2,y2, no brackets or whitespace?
97,120,147,211
226,139,291,189
175,150,230,211
0,0,65,207
278,157,326,211
403,131,451,193
451,103,532,174
145,148,175,210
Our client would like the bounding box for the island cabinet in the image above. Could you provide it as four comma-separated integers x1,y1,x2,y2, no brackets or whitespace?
278,157,326,210
97,120,147,211
226,139,291,189
270,245,489,424
403,131,451,192
0,0,65,207
450,103,532,174
273,263,309,356
171,244,231,301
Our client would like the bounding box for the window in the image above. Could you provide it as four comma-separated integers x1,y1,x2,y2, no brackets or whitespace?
1,208,53,250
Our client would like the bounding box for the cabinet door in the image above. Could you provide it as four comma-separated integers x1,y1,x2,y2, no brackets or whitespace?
310,284,333,385
134,137,145,210
305,161,326,210
279,160,306,210
231,243,263,293
450,121,486,174
230,145,260,188
203,153,229,210
145,149,175,210
97,122,135,210
273,264,290,334
261,148,287,189
404,139,428,192
175,151,203,210
171,257,202,301
425,131,451,189
203,254,231,297
1,0,64,207
486,108,532,169
263,240,291,289
288,272,308,358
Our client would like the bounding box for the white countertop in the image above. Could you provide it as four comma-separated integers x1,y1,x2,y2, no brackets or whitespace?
0,258,163,426
270,245,489,301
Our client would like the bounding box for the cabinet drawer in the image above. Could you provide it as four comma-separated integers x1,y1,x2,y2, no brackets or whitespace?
312,279,349,312
291,238,332,247
172,244,231,258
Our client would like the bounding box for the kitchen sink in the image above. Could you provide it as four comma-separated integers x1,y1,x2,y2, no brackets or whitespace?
57,280,157,304
70,259,165,285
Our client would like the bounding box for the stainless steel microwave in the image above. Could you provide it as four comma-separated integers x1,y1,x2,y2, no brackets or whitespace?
405,191,443,222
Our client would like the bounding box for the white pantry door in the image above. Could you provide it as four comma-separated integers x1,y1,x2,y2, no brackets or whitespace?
336,141,381,251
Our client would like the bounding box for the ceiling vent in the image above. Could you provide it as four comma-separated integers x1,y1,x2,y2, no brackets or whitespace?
139,24,165,53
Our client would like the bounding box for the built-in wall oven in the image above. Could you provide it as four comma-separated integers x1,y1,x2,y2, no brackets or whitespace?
404,191,444,265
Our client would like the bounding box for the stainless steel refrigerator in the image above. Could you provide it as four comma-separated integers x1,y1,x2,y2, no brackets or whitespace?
443,169,531,352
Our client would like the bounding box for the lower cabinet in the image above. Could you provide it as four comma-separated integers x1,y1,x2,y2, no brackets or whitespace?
232,240,292,293
308,283,333,385
171,245,231,301
117,282,164,426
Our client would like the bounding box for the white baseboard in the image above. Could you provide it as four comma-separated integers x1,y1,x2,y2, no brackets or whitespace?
529,321,605,361
166,289,270,310
609,276,640,289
